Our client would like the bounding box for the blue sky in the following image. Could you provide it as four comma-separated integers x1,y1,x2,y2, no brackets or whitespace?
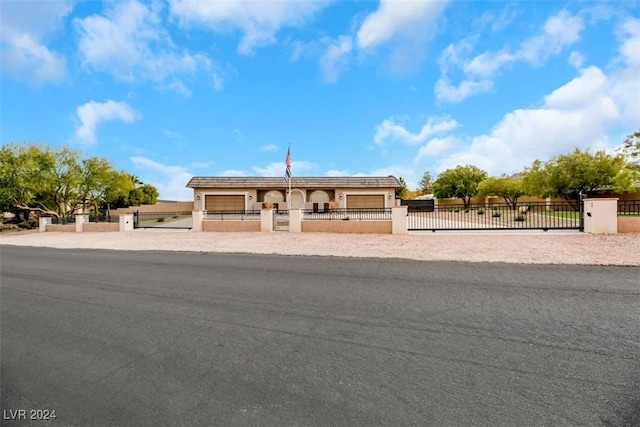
1,0,639,200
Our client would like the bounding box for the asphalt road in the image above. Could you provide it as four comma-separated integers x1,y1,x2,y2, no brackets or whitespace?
1,246,639,426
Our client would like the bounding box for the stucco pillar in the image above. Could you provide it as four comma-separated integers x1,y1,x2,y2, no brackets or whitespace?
192,211,203,232
392,206,408,235
584,198,618,234
75,214,87,232
39,217,51,233
261,208,274,232
119,214,134,232
289,209,302,232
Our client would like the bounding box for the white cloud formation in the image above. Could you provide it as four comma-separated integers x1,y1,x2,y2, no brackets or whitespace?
325,169,350,177
130,156,193,201
75,100,141,144
609,17,640,125
415,136,459,162
437,9,586,103
436,66,621,175
220,169,247,177
251,161,316,177
374,116,459,146
169,0,331,55
75,1,211,85
0,1,72,84
434,78,494,104
259,144,280,152
356,0,448,49
319,36,353,83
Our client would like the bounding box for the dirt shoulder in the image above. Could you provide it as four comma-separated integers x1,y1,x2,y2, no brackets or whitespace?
1,230,639,266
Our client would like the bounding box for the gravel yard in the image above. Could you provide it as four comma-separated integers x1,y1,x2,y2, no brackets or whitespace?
1,230,639,266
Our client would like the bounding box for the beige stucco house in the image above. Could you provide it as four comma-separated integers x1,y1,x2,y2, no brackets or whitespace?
186,176,401,211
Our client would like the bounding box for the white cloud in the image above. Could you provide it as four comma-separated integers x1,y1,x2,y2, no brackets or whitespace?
325,169,350,177
259,144,280,152
415,136,459,162
434,78,493,103
220,169,247,177
75,100,141,144
609,17,640,125
518,10,584,66
437,10,585,103
75,1,211,83
568,51,585,69
169,0,331,55
374,116,459,146
356,0,448,49
0,1,72,84
436,66,621,176
251,161,316,177
166,80,192,96
130,156,193,201
319,36,352,83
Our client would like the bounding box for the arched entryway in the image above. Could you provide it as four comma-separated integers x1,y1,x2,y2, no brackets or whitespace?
289,189,305,209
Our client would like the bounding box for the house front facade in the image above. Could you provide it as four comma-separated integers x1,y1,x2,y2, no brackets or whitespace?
186,176,401,211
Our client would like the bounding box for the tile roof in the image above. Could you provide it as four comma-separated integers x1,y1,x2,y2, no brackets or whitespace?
186,176,401,189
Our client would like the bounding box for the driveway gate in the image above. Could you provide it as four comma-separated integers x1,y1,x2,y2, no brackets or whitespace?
407,201,584,232
133,211,193,230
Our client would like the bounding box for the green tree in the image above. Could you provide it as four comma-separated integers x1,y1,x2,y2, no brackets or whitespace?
619,129,640,164
127,183,159,206
432,165,488,208
522,148,634,209
418,171,434,195
395,177,409,199
477,176,526,210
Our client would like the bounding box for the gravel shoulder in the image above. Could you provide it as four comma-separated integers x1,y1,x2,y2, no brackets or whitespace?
1,230,639,266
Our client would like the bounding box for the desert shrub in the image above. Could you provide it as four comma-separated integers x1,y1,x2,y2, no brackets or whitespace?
157,217,165,222
492,212,501,218
453,208,460,213
477,209,485,215
18,219,38,229
464,208,470,213
514,214,526,222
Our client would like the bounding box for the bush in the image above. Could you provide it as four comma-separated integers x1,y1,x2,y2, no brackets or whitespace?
18,219,38,229
453,208,460,213
464,208,470,213
492,212,501,218
157,217,165,222
514,214,526,222
477,209,485,215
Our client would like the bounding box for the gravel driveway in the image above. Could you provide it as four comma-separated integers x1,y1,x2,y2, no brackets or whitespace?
1,230,639,266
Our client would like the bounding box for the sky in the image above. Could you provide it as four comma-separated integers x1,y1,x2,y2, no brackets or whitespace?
1,0,639,200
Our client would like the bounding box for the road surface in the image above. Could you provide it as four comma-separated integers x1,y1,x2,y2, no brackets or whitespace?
1,246,639,425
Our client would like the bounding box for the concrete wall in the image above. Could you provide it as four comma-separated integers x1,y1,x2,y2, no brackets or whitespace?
584,198,618,234
46,224,75,232
83,223,119,232
618,217,640,233
202,221,261,232
301,220,392,234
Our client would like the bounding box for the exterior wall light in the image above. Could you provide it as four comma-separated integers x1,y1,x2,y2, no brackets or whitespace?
196,195,201,200
249,195,253,200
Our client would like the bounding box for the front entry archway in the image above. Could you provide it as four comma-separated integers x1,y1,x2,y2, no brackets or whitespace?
289,189,304,209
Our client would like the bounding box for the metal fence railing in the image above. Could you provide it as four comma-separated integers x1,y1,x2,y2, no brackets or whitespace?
134,211,193,229
303,208,392,221
88,211,119,223
204,210,261,221
50,216,76,225
408,201,583,231
618,200,640,216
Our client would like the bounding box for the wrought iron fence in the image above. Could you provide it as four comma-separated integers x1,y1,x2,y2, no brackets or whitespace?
303,208,392,221
408,201,583,231
618,200,640,216
50,216,76,225
133,211,193,229
87,210,119,223
204,210,261,221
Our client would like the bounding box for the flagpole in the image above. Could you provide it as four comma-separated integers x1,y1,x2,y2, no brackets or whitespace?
288,143,291,209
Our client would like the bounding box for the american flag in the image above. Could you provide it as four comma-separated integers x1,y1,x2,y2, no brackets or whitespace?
284,146,291,180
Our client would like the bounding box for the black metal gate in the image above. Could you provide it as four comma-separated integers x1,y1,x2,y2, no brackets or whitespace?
407,201,584,232
133,211,193,230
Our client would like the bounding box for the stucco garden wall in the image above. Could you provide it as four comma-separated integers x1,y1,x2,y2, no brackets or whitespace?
202,221,261,232
618,217,640,233
301,220,392,234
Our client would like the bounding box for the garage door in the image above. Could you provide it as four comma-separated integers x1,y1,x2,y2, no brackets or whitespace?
346,195,385,209
205,195,245,211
